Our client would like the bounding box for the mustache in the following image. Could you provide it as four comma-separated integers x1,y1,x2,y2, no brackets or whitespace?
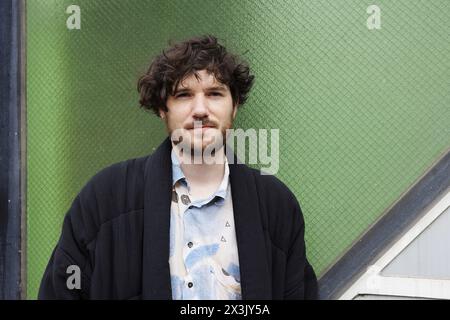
185,120,217,130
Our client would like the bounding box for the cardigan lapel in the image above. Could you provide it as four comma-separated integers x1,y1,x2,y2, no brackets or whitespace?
142,137,173,299
229,159,272,300
141,137,272,299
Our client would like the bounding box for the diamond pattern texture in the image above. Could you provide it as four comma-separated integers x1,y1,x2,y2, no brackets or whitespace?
27,0,450,298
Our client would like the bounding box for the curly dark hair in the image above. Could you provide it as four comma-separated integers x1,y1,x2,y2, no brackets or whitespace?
137,35,255,117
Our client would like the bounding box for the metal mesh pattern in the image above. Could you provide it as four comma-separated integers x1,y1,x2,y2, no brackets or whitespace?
27,0,450,298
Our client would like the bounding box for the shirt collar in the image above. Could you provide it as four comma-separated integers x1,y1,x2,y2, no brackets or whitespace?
171,149,186,187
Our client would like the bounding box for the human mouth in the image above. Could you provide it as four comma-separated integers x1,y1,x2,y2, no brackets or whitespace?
187,125,216,131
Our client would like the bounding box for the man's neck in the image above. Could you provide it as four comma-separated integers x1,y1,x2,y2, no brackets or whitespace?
173,145,226,200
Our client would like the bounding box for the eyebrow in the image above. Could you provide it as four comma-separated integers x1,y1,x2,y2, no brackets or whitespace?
173,85,228,95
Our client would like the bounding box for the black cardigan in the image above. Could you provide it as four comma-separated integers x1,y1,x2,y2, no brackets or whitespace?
38,137,318,300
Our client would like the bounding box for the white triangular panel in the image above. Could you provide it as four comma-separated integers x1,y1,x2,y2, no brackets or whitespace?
382,206,450,279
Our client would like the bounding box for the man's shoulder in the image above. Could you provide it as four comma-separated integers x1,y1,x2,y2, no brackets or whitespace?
238,165,305,253
74,154,150,226
81,154,149,195
86,138,170,191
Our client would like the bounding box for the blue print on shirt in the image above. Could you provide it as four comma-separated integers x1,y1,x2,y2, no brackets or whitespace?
170,275,183,299
169,213,176,258
225,263,241,283
185,244,220,269
190,266,214,300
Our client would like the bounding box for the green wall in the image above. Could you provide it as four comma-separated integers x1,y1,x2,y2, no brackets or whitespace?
27,0,450,298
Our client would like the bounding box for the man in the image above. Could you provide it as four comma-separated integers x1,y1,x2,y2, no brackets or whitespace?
38,35,318,300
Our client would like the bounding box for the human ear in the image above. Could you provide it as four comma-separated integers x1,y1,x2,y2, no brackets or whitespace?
232,104,238,120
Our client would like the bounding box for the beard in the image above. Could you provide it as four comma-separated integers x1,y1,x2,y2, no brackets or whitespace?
169,117,233,164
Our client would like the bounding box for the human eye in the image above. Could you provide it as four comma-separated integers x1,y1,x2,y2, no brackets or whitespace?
208,91,223,97
175,92,190,98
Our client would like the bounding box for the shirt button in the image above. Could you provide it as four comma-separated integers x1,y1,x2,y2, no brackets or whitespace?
187,282,194,288
187,242,193,248
181,194,191,205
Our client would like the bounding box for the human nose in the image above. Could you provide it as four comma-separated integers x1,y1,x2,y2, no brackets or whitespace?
191,93,209,119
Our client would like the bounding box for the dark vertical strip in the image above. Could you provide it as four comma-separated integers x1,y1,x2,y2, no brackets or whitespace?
0,0,24,299
19,0,27,300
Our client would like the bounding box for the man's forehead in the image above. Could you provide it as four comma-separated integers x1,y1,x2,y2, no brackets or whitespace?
175,71,227,90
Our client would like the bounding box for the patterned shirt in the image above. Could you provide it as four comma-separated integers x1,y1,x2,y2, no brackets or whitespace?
169,149,242,300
